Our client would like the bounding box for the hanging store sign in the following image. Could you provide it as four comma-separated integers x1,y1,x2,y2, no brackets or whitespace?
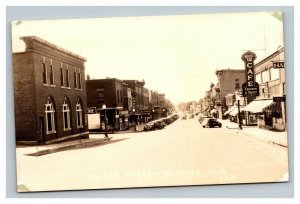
273,61,285,69
241,51,259,96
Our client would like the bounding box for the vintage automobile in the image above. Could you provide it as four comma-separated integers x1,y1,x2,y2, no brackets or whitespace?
202,118,222,128
143,122,156,131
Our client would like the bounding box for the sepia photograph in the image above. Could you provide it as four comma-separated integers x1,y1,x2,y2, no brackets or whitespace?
11,10,289,192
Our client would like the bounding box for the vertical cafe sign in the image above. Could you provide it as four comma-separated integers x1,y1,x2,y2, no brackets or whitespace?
241,51,259,96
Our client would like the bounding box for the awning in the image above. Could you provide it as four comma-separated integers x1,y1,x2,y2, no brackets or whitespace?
244,99,273,113
224,105,236,115
230,106,245,116
263,102,282,112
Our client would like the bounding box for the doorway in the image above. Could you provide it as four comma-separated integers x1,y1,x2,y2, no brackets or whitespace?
38,117,45,143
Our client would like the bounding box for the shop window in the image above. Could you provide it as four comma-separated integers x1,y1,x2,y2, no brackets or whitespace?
45,97,56,134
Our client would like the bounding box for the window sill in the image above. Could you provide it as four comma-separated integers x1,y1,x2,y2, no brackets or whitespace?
63,128,72,131
77,126,84,128
46,130,56,134
49,85,56,87
75,88,83,91
43,83,49,86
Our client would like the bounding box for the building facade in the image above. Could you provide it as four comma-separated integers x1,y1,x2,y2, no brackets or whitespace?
13,36,88,144
86,78,126,131
214,69,246,118
246,47,286,131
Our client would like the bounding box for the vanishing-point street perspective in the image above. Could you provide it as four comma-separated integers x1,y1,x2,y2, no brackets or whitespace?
11,10,289,192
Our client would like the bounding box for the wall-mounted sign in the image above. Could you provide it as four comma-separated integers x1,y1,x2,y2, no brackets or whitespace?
273,61,285,69
87,107,97,114
273,96,286,102
241,51,257,88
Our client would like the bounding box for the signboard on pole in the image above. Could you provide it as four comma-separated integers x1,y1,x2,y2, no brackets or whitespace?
87,107,97,114
241,51,259,97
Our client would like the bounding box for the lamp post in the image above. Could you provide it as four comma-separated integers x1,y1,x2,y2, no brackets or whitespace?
132,108,136,131
236,93,243,130
102,104,108,137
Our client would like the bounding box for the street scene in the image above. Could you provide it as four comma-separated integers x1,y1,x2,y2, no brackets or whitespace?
11,11,288,192
16,117,288,192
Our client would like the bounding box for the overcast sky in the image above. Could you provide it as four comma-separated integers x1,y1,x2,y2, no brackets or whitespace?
11,11,284,106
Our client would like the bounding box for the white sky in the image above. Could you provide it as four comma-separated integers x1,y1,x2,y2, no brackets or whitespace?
11,11,284,106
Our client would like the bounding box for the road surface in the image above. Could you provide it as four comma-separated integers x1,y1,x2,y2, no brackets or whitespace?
16,118,289,192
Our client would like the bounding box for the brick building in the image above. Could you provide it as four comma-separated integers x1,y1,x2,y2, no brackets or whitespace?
86,78,125,130
13,36,88,144
214,69,246,118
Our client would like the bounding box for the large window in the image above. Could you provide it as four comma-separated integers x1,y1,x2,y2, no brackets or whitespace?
62,97,71,130
45,97,56,134
255,73,262,84
60,63,64,87
49,62,54,85
74,67,82,89
42,62,47,84
76,98,84,128
262,70,270,83
97,89,104,102
270,67,280,81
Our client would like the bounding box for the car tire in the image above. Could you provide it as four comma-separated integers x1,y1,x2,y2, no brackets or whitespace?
203,126,205,128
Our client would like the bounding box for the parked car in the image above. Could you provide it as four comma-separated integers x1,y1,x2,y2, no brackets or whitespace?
198,116,210,124
143,122,156,131
202,118,222,128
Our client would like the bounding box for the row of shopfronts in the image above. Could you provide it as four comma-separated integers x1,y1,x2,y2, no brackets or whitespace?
202,47,286,132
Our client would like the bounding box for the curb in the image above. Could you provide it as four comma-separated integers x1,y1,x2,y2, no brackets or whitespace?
26,137,112,156
238,131,288,148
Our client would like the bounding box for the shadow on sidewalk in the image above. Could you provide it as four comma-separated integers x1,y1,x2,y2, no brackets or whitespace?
25,138,129,157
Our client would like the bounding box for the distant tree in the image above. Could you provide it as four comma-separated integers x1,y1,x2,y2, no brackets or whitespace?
177,102,187,112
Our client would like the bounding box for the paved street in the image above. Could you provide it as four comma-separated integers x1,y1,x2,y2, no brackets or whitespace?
16,118,289,192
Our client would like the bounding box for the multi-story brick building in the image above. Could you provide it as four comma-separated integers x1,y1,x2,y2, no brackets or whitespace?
86,78,125,130
214,69,246,118
13,36,88,144
123,80,145,123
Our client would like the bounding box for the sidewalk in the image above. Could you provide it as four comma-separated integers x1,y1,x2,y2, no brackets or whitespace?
221,119,288,147
89,124,145,134
17,136,112,156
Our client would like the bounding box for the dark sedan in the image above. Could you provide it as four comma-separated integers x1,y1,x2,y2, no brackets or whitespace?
202,118,222,128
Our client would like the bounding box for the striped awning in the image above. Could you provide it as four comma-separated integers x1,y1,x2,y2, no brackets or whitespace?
244,99,273,113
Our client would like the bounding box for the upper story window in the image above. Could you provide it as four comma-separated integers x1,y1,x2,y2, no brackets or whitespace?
262,69,270,83
42,57,47,84
270,67,280,81
97,89,104,102
49,59,54,85
255,73,262,84
65,65,70,88
60,62,64,87
74,67,82,90
235,78,240,89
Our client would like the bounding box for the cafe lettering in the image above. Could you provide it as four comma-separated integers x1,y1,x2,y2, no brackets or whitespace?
241,51,259,96
241,51,257,88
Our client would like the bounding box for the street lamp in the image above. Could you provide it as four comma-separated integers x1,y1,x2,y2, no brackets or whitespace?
102,104,108,138
236,93,243,130
132,108,136,131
